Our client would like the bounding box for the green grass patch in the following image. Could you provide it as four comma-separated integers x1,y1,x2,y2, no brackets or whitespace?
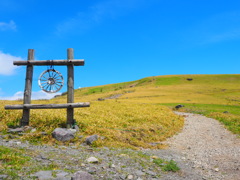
84,87,104,95
0,145,60,178
161,103,240,135
162,160,180,172
156,76,182,85
209,112,240,135
162,103,240,115
153,158,180,172
0,146,31,177
136,77,152,86
81,81,138,96
0,146,30,169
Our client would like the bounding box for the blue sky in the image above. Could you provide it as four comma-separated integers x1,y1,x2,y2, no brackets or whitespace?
0,0,240,100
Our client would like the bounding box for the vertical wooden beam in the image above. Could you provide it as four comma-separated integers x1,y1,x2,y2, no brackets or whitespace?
67,48,74,128
21,49,34,126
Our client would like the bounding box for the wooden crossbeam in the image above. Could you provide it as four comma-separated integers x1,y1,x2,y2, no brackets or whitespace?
5,48,87,127
14,59,84,66
5,102,90,110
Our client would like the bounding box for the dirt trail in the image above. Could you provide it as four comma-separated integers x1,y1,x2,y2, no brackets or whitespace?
149,112,240,180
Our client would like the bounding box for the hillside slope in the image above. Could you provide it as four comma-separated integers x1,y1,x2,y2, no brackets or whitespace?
57,74,240,106
56,74,239,135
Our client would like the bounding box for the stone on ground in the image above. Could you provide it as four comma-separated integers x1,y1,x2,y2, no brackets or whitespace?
85,135,98,145
31,171,52,180
71,171,94,180
87,157,99,163
52,128,75,142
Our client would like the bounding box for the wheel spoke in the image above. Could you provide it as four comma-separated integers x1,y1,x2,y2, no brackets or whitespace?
52,73,58,78
42,83,49,87
55,83,61,87
41,82,48,86
53,84,58,90
41,75,48,80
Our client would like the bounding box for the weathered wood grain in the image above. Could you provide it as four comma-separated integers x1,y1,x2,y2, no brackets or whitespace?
21,49,34,126
5,102,90,109
67,48,75,127
13,59,84,66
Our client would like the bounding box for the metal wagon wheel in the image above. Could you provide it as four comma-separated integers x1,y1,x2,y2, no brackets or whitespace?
38,69,64,93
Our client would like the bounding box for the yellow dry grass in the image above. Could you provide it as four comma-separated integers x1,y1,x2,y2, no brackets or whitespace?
0,100,183,149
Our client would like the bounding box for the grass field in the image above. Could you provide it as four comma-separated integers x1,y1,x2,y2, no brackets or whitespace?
0,100,184,149
1,74,239,149
66,74,240,136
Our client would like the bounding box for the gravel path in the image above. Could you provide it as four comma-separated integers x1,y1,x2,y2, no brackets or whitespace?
1,112,240,179
148,112,240,180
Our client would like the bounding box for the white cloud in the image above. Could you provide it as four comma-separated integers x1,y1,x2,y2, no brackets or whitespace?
31,91,62,100
0,20,16,31
0,51,22,75
0,90,61,100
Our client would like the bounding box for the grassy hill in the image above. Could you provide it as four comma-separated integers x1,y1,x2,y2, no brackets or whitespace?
1,74,239,149
64,74,240,106
59,74,240,135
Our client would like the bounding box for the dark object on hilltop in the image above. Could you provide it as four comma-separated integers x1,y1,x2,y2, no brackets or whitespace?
187,78,193,81
223,111,229,114
175,105,184,109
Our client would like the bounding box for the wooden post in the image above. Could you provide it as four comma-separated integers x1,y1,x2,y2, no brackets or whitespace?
21,49,34,126
67,48,74,128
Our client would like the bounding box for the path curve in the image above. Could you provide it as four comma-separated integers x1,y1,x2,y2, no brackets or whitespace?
148,112,240,180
